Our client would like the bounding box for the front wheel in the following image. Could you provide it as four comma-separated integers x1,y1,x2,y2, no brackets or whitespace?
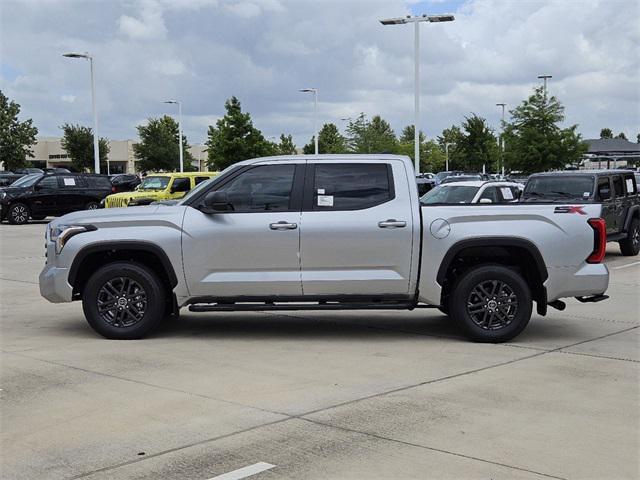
7,203,30,225
449,265,532,343
82,262,166,339
85,201,99,211
619,217,639,256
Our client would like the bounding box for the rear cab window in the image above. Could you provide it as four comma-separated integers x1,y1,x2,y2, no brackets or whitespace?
622,173,637,195
612,176,624,198
310,163,393,210
523,175,595,201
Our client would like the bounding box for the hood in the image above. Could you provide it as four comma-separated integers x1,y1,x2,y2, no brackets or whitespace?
49,204,187,229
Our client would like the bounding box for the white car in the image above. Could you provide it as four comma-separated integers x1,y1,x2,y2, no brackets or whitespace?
420,180,523,204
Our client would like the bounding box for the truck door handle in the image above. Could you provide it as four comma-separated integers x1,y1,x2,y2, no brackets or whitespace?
270,221,298,230
378,219,407,228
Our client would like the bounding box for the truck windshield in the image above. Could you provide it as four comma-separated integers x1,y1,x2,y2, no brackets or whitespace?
10,174,42,187
523,176,595,201
139,176,170,190
421,185,480,204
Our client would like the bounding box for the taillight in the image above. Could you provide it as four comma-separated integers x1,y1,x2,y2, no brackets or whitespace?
587,218,606,263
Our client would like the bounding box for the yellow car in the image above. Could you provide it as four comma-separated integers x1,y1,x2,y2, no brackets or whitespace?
104,172,218,208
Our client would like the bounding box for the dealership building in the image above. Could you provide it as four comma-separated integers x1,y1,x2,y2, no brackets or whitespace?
28,137,209,174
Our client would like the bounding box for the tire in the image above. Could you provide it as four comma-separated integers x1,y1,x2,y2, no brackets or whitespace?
619,217,640,256
449,265,532,343
82,262,166,339
85,201,99,211
31,215,46,221
7,203,30,225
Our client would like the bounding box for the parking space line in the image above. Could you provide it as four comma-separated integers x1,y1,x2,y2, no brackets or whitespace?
612,261,640,270
208,462,275,480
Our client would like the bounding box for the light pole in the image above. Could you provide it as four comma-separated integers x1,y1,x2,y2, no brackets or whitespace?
63,52,100,174
164,100,183,172
496,103,506,176
380,13,455,174
537,74,552,99
445,142,451,171
300,88,318,155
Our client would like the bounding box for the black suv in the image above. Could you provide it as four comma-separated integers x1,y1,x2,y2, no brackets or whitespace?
522,170,639,255
0,173,112,224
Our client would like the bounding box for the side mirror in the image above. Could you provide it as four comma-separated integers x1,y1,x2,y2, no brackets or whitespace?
479,198,493,204
599,188,611,200
201,191,234,213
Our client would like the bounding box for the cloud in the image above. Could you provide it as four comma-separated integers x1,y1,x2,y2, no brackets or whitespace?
118,0,167,39
60,94,75,103
0,0,638,147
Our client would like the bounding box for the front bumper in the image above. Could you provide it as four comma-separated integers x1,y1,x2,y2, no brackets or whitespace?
39,264,73,303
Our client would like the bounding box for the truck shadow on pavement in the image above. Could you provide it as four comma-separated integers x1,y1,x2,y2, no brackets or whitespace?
151,312,467,341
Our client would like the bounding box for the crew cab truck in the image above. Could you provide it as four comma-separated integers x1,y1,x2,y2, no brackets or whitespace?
39,155,610,342
523,170,639,256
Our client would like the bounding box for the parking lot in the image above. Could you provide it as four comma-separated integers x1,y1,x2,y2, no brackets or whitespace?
1,222,638,480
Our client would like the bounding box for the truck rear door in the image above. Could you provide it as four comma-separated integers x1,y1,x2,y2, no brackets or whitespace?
299,160,415,297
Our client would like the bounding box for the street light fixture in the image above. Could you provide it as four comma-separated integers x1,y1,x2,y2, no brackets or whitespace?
537,74,552,98
496,103,506,176
63,52,100,174
300,88,319,155
164,100,184,172
380,14,455,174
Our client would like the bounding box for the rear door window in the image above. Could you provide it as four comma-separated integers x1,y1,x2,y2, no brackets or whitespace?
195,176,210,185
623,174,636,195
311,163,393,210
478,186,499,203
59,176,86,188
171,177,191,192
612,176,624,198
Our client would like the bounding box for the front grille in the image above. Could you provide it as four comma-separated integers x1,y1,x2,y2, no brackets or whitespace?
105,197,129,208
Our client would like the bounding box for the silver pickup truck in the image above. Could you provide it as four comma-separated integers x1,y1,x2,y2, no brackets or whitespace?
39,155,609,342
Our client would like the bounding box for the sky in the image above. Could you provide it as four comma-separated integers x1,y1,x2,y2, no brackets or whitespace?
1,0,639,148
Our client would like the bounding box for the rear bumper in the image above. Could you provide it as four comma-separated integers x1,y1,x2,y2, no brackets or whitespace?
545,263,609,302
39,264,73,303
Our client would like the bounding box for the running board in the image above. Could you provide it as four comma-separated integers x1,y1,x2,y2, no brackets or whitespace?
188,301,421,312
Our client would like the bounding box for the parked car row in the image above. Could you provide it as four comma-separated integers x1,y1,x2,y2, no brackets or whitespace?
0,171,218,224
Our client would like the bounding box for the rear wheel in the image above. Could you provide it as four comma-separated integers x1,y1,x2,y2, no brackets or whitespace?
7,203,30,225
85,201,99,211
619,217,640,256
449,265,532,343
82,262,166,339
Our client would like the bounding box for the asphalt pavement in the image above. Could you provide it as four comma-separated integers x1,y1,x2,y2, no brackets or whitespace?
1,221,638,480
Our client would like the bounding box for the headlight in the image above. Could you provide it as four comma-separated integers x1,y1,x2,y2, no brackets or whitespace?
49,224,96,254
0,192,6,200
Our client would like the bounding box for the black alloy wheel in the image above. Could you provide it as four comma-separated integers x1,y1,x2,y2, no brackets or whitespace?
466,280,518,330
97,276,148,328
8,203,30,225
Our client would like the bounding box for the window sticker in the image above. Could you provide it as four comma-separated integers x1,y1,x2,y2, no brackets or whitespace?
317,195,334,207
500,187,514,200
63,177,76,186
317,188,325,194
626,178,634,193
583,192,590,198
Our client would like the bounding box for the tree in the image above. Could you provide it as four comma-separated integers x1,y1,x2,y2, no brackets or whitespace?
277,134,297,155
399,125,425,145
600,128,613,139
615,132,627,140
0,90,38,171
206,96,273,170
60,123,110,173
133,115,194,172
502,86,587,173
346,114,396,153
637,133,640,144
303,123,346,154
437,125,465,170
458,114,500,172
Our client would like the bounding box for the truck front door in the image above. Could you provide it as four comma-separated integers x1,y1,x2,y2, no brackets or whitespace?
299,161,415,297
181,163,304,298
